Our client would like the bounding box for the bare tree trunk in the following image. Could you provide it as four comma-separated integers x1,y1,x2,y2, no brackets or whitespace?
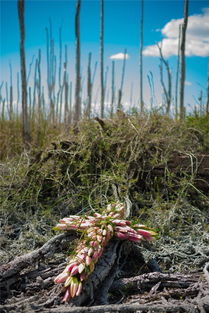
17,72,20,114
175,25,181,119
157,44,172,114
69,81,72,124
111,60,115,117
37,49,41,114
139,0,144,112
46,21,56,124
74,0,81,123
179,0,189,119
117,49,127,110
206,60,209,115
18,0,30,145
64,45,69,125
87,52,92,118
28,86,32,118
5,82,9,117
0,82,5,120
32,59,38,118
56,27,63,121
100,0,104,118
9,63,13,120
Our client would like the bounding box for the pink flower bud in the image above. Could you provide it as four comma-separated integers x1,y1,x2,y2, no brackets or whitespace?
76,282,82,296
128,234,143,242
64,276,72,287
88,247,94,256
66,262,77,272
92,250,99,260
70,265,79,276
112,220,127,226
54,272,69,284
115,232,128,239
112,213,121,218
97,235,103,242
77,253,86,261
85,255,92,266
93,213,102,218
137,229,154,240
62,287,71,302
55,223,68,230
78,263,85,274
70,282,77,298
80,272,86,281
107,224,113,233
90,241,98,247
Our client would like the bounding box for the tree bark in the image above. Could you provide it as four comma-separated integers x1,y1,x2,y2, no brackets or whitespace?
157,44,172,114
179,0,189,119
74,0,81,123
206,60,209,115
175,25,181,118
87,52,92,118
18,0,31,145
117,49,127,110
100,0,104,118
139,0,144,112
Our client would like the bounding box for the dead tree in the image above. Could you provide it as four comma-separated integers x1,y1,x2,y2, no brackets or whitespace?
37,49,42,114
111,60,115,117
56,26,63,121
100,0,104,118
0,82,4,119
9,63,13,120
74,0,81,122
139,0,144,112
117,49,127,110
17,72,20,114
18,0,30,145
179,0,189,119
64,45,69,125
86,52,92,118
32,58,38,118
69,81,72,124
157,44,172,114
206,60,209,115
175,25,182,118
147,72,154,110
46,20,56,123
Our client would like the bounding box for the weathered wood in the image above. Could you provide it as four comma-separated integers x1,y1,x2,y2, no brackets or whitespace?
111,271,199,292
1,302,198,313
0,233,74,280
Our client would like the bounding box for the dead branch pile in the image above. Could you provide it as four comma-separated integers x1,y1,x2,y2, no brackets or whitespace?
0,233,209,313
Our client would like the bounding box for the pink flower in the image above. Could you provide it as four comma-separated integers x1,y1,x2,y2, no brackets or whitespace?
54,272,69,284
62,287,71,302
128,234,143,242
85,255,92,266
76,282,82,296
70,265,79,276
137,229,155,240
115,232,128,239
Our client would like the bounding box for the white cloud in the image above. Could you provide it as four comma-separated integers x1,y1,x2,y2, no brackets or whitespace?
110,52,129,60
143,7,209,57
185,81,192,86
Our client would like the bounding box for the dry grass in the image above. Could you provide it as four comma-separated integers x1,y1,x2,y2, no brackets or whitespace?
0,113,209,270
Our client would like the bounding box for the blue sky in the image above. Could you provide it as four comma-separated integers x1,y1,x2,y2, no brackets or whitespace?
0,0,209,113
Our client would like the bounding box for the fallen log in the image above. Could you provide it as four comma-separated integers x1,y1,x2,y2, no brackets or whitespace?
111,272,199,292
